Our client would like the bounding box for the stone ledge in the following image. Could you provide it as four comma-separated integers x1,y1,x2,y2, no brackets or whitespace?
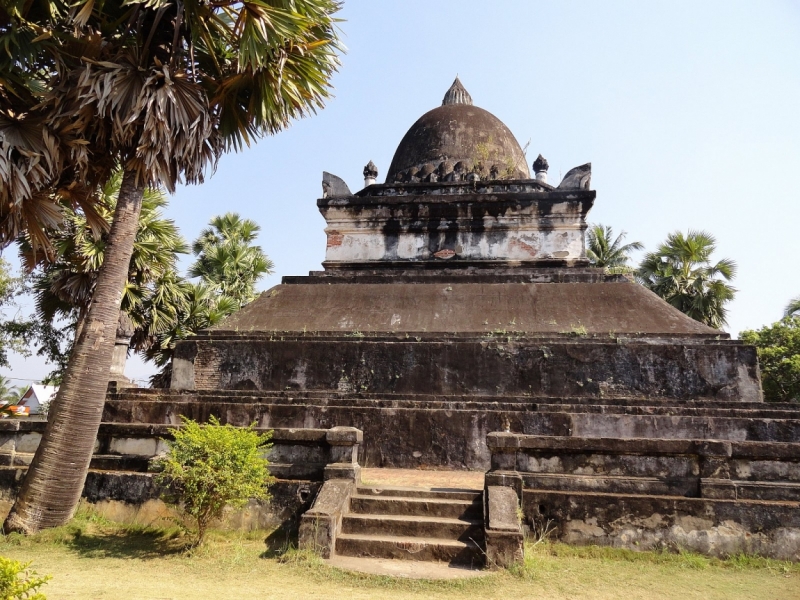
488,433,736,457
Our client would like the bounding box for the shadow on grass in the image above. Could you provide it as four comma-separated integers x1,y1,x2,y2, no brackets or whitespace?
260,520,298,559
62,527,190,560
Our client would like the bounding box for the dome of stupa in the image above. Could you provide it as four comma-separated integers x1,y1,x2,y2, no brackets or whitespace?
385,77,531,183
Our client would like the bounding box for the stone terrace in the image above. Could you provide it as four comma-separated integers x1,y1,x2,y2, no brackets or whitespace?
102,388,800,470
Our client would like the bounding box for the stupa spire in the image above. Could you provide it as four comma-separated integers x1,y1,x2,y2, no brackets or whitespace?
442,76,473,106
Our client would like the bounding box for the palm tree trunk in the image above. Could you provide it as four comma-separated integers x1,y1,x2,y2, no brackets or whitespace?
74,305,89,344
3,169,145,534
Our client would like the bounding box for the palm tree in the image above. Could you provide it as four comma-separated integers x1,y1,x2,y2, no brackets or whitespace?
637,230,737,329
786,297,800,318
145,281,240,386
2,0,342,534
585,224,643,273
189,213,273,306
0,375,22,404
21,171,189,383
146,214,271,385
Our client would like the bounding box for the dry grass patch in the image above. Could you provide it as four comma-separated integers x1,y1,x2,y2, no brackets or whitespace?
0,506,797,599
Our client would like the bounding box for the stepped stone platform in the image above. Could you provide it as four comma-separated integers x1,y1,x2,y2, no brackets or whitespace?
101,388,799,470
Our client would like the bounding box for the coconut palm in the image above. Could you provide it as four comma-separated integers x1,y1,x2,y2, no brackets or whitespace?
637,230,737,329
786,297,800,318
21,171,189,383
189,213,273,306
2,0,342,534
585,224,643,273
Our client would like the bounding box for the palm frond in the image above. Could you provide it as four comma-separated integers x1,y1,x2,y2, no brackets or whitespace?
586,223,643,270
636,230,736,329
785,296,800,318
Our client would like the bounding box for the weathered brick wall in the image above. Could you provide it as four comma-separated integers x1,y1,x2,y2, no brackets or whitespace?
177,336,762,402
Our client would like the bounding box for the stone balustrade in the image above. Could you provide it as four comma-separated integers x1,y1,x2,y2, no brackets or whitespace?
0,420,362,530
0,420,361,483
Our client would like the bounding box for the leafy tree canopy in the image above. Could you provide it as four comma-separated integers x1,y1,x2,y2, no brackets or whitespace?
0,258,35,369
146,213,271,385
1,0,343,251
741,317,800,403
637,230,736,329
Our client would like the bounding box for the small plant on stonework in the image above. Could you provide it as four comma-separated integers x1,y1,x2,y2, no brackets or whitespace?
567,324,588,337
157,416,275,547
0,556,50,600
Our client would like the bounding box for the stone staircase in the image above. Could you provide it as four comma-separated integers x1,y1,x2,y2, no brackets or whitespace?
335,485,485,567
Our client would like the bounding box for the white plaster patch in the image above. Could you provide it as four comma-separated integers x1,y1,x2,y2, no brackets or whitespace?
288,360,308,390
109,437,158,457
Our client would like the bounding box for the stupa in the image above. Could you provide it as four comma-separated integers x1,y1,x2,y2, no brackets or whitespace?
4,78,797,567
168,77,763,470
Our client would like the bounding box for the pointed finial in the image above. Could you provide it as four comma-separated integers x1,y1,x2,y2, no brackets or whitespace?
442,76,473,106
363,160,378,187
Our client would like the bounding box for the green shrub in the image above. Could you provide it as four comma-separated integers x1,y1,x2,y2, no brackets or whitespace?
0,556,50,600
157,416,275,546
741,316,800,402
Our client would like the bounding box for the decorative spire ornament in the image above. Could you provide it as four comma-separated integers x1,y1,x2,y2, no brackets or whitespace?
442,76,473,106
363,160,378,187
533,154,549,183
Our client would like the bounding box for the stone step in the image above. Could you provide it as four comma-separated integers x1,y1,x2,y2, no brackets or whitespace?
356,485,481,501
335,533,484,566
349,494,482,520
734,480,800,502
2,453,156,473
341,513,484,541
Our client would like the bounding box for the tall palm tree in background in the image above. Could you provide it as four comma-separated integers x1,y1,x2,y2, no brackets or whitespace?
786,297,800,318
189,213,273,307
637,230,736,329
585,224,643,273
147,213,271,386
1,0,342,534
145,282,239,387
21,172,188,384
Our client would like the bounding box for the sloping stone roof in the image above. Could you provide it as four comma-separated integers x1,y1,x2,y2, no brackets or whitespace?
211,280,722,337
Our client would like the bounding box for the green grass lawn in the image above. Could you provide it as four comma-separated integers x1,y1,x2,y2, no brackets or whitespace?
0,508,797,600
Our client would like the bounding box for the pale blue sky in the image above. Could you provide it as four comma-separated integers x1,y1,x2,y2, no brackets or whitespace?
4,0,800,385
